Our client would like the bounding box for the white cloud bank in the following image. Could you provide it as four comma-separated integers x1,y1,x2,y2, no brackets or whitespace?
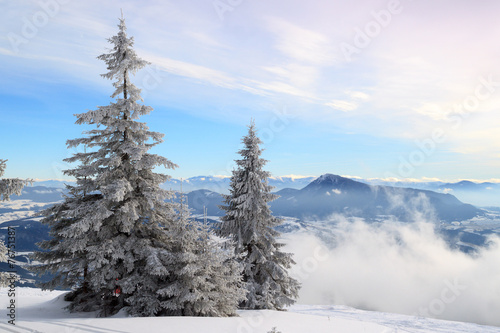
284,218,500,327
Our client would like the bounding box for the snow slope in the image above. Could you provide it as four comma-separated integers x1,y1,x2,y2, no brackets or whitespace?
1,288,498,333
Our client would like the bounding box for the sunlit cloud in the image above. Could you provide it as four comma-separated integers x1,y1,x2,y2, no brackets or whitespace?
325,100,358,112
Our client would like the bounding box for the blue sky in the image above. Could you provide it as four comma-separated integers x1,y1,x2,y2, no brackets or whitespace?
2,0,500,182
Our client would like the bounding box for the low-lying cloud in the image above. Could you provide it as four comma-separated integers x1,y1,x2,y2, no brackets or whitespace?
284,218,500,327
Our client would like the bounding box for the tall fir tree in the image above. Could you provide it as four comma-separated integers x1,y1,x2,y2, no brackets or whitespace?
33,16,178,316
217,121,300,310
0,159,29,286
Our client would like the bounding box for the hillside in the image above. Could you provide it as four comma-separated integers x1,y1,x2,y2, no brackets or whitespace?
0,288,498,333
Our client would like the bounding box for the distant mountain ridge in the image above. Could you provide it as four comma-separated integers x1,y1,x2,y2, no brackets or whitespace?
167,175,317,193
33,176,317,194
34,175,500,194
360,179,500,207
28,174,496,213
185,174,483,222
270,174,481,222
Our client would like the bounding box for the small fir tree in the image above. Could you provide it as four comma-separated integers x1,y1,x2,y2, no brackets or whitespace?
217,121,300,310
0,159,29,201
128,194,246,317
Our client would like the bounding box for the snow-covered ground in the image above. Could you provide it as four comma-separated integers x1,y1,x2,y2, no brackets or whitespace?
0,200,50,225
1,288,499,333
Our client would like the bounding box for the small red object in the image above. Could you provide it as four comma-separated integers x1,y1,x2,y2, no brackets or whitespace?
114,278,121,296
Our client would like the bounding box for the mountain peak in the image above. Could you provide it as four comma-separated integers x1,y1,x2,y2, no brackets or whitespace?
315,174,344,183
311,174,357,186
302,173,370,192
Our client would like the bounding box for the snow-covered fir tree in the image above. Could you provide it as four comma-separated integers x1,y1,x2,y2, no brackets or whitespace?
127,193,246,316
32,16,179,317
0,159,29,286
0,159,29,201
217,121,300,310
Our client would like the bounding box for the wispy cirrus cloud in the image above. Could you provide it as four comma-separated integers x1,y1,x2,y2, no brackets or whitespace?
266,17,338,66
3,0,500,180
